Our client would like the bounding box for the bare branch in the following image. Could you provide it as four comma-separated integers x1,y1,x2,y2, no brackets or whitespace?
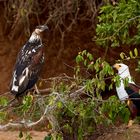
0,94,60,131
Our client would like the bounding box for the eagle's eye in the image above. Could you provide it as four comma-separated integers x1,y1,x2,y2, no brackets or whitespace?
119,65,121,67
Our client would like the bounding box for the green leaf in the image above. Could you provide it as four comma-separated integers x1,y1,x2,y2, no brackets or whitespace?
0,112,7,122
0,97,8,107
19,131,23,138
120,52,125,59
123,77,129,87
87,63,94,70
113,75,121,87
94,61,100,72
84,59,87,66
25,133,32,140
129,51,133,58
78,127,83,140
95,0,140,47
109,84,113,90
81,50,87,56
63,124,72,133
76,55,84,63
20,95,33,113
87,53,93,61
111,40,119,47
57,101,63,108
134,48,138,57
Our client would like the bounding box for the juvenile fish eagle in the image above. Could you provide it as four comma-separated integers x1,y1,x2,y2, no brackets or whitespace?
10,25,49,98
113,63,140,125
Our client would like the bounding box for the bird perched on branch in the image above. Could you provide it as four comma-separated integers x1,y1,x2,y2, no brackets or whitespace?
113,63,140,126
10,25,49,98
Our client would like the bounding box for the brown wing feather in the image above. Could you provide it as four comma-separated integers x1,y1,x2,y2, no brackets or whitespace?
128,83,140,93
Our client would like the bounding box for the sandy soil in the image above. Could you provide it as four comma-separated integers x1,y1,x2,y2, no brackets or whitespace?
97,124,140,140
0,124,140,140
0,131,47,140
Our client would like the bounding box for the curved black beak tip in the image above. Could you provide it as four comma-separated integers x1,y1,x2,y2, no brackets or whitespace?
36,25,49,31
43,25,49,30
112,64,116,69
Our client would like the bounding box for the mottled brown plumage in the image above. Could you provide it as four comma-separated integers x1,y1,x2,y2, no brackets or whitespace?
10,25,49,97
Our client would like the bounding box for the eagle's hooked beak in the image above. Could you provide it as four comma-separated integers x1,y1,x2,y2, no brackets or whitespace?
39,25,49,32
35,25,49,34
112,64,121,70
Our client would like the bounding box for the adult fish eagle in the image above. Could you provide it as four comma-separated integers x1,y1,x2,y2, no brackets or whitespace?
10,25,49,98
113,63,140,125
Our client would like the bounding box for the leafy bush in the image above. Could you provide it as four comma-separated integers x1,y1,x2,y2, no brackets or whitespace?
49,50,130,139
0,50,131,139
95,0,140,47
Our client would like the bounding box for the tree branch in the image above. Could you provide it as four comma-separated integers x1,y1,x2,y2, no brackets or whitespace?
0,95,60,131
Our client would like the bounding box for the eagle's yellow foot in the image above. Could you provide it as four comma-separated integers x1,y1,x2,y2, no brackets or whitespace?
127,120,134,127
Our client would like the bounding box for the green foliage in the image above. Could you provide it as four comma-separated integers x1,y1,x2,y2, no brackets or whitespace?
20,95,33,113
44,135,52,140
0,50,134,139
95,0,140,47
49,49,140,139
123,77,129,87
1,1,137,139
0,97,8,107
55,88,130,139
119,48,139,61
18,131,32,140
118,48,140,77
75,50,94,78
46,50,131,139
75,50,114,93
101,96,130,123
19,131,23,139
0,111,7,122
112,75,121,87
25,133,33,140
0,97,8,122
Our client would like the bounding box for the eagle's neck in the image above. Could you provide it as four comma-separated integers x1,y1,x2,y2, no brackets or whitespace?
29,31,41,43
119,69,130,78
118,68,134,84
116,68,135,101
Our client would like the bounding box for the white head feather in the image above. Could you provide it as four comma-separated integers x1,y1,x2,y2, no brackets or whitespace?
113,63,131,79
113,63,135,101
